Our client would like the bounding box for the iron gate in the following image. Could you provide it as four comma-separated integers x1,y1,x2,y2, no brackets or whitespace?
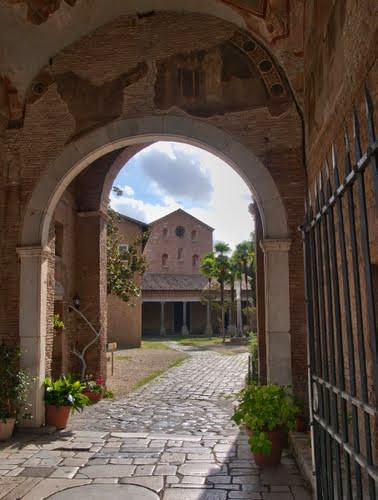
301,85,378,499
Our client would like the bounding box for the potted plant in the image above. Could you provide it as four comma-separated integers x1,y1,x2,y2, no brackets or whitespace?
44,374,90,429
232,384,298,466
0,345,31,441
82,377,105,403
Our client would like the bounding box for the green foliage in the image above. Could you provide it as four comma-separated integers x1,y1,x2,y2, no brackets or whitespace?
52,314,65,335
44,375,90,413
83,376,105,394
232,384,298,455
104,389,114,399
107,206,148,303
249,332,258,359
232,240,256,307
0,345,31,422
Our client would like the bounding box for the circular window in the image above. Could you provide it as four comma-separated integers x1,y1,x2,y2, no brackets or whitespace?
175,226,185,238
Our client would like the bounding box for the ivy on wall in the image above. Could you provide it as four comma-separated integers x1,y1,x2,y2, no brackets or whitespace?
107,192,148,303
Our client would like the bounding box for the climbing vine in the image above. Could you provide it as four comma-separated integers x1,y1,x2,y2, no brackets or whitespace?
107,190,148,303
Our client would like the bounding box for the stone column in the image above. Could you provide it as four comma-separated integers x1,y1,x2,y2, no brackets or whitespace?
181,301,189,336
160,301,166,336
255,207,267,383
17,246,49,427
204,301,213,336
260,239,292,385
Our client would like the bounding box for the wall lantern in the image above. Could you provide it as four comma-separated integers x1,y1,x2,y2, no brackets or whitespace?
72,294,81,309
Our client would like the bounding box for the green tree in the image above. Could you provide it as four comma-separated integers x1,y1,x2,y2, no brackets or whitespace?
107,191,148,303
214,241,231,342
200,253,217,337
233,240,256,308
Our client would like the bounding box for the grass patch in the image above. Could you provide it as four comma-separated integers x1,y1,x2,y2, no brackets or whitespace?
172,336,224,347
141,340,172,350
132,356,187,390
115,355,132,361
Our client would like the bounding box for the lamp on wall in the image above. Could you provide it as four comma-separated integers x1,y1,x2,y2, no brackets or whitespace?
72,294,81,309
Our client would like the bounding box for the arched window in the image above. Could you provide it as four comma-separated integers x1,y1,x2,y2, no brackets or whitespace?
162,253,168,267
163,227,168,239
191,230,197,241
192,254,199,267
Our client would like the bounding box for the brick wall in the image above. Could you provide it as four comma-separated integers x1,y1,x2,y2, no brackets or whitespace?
0,11,307,400
144,210,213,275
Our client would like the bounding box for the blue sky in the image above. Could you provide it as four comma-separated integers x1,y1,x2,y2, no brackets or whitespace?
110,142,254,249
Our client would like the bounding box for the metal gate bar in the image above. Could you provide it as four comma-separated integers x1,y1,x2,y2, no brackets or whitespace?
301,85,378,499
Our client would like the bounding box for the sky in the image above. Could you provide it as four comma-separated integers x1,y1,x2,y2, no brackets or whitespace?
110,142,254,250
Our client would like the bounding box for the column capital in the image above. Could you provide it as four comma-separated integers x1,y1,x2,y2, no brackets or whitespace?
260,239,291,253
16,245,49,259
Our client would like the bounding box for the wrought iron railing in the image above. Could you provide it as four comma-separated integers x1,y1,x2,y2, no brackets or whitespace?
300,85,378,499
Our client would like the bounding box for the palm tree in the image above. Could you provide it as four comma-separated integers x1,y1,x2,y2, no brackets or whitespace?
214,242,231,342
234,240,255,308
200,252,217,337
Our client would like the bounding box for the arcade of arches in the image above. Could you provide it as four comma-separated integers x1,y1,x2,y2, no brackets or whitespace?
0,0,377,480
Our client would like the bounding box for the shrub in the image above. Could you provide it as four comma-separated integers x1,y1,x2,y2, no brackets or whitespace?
232,384,298,455
44,375,90,413
0,344,31,422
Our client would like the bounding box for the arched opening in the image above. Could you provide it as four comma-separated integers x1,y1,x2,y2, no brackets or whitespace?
192,254,199,267
162,253,168,267
17,116,298,424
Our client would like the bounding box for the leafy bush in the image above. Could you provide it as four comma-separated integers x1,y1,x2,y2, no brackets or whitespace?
232,384,298,455
104,389,114,399
44,375,90,413
83,376,105,394
249,332,258,358
0,344,31,422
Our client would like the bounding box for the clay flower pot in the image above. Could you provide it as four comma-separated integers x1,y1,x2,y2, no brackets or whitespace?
82,390,102,403
45,405,71,429
0,418,15,441
295,417,305,432
253,430,286,466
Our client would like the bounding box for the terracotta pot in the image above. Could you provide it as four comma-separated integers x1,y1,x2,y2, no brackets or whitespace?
253,430,286,466
83,390,102,403
0,418,15,441
295,417,305,432
45,405,71,429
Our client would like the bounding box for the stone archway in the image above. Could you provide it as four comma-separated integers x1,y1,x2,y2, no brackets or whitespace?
18,115,292,425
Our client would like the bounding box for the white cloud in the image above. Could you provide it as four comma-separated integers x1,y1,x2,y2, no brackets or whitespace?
121,184,135,196
111,142,254,250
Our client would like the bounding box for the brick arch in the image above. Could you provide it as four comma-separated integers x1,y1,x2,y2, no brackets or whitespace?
18,115,293,426
21,115,288,248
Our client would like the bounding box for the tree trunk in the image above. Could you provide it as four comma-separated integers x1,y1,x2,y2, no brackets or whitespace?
230,277,235,333
220,279,225,342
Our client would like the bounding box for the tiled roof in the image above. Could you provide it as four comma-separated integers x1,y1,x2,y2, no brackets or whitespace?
142,273,208,291
142,273,249,291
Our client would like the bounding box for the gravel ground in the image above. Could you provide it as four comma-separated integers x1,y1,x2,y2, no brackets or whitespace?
106,346,188,399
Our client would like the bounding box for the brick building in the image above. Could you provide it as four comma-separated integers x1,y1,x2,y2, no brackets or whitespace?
0,2,377,494
109,208,249,343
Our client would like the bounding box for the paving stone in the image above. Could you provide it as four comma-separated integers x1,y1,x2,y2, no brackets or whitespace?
48,483,159,499
79,464,136,478
207,475,231,484
111,432,149,438
182,476,206,484
228,493,261,499
178,463,222,476
160,452,186,464
120,476,164,492
0,477,27,497
233,475,261,484
154,465,177,475
20,478,91,500
163,488,227,499
5,467,24,476
20,467,54,477
93,478,119,483
134,465,155,475
60,458,88,467
49,467,79,479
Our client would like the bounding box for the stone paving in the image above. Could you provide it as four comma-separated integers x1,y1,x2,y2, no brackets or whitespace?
0,344,312,499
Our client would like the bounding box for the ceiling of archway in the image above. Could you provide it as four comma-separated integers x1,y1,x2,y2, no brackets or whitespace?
0,0,303,122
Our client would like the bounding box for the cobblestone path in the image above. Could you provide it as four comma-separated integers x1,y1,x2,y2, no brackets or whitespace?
0,346,311,499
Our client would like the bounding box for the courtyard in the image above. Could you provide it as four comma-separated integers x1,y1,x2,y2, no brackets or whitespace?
0,343,310,499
